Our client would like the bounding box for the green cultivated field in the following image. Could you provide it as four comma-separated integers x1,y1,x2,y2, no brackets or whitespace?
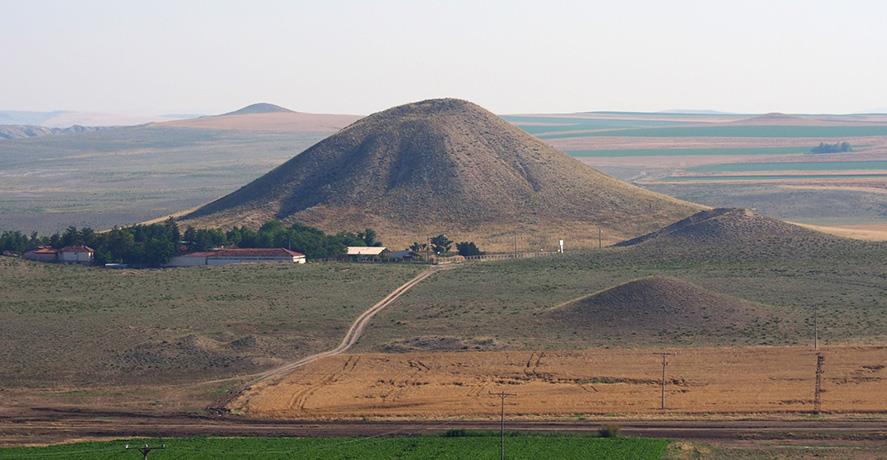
568,146,806,157
0,435,668,460
664,173,887,181
688,160,887,173
645,183,887,225
503,115,687,134
540,124,887,138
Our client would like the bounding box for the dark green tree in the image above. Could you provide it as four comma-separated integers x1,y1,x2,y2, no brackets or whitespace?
456,241,482,256
430,234,452,255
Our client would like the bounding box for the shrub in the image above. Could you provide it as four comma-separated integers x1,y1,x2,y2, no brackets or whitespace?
598,424,621,438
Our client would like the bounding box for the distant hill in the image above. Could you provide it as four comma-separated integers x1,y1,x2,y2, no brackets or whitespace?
223,103,294,116
547,276,777,343
0,110,191,128
161,103,361,133
0,124,106,140
182,98,701,250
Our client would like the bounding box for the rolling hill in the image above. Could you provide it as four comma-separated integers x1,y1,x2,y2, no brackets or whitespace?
182,98,702,250
613,207,864,259
546,276,781,343
161,103,361,133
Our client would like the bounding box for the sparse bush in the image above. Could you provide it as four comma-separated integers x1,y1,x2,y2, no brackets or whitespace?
598,424,621,438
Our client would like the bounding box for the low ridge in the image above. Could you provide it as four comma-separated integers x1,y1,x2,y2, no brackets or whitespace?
547,276,781,344
183,98,701,249
223,103,294,116
617,207,851,251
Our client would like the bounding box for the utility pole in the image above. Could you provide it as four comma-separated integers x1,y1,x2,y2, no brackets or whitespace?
491,391,516,460
125,443,165,460
654,352,673,410
814,352,824,414
813,304,818,350
513,234,518,258
598,227,602,249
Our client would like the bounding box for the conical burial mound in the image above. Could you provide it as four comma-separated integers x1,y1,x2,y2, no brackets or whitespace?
183,98,700,250
547,276,780,344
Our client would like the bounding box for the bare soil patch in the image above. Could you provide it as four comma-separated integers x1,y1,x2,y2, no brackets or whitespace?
234,345,886,419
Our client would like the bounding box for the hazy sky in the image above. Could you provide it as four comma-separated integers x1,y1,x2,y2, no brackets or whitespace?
2,0,886,115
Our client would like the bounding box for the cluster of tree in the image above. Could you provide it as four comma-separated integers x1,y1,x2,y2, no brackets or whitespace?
409,234,483,257
0,219,382,266
810,142,852,154
1,220,180,266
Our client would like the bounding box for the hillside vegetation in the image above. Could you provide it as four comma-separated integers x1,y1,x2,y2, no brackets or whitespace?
183,98,701,250
358,213,886,351
0,258,421,387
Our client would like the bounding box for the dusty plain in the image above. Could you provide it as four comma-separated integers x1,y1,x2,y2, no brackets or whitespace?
233,346,886,419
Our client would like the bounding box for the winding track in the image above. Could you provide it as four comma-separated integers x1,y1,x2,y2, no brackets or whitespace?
224,265,449,404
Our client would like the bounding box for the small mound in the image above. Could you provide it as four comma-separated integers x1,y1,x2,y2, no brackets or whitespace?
223,103,293,116
548,276,782,344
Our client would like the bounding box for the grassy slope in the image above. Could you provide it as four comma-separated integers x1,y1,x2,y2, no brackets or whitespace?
0,435,668,460
357,243,887,352
0,258,422,387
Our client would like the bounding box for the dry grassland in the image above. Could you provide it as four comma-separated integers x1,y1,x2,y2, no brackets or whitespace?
234,346,886,419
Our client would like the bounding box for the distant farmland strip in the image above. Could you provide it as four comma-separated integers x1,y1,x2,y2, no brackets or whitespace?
663,173,887,181
567,147,806,157
689,160,887,173
542,124,887,139
503,116,690,134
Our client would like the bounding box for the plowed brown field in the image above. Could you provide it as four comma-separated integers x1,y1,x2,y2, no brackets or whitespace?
232,346,886,419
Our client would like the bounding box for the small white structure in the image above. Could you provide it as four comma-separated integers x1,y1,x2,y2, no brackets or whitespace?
346,246,387,257
167,248,306,267
58,245,94,264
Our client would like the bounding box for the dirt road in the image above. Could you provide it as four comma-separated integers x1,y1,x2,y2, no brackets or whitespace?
220,266,448,410
2,408,885,446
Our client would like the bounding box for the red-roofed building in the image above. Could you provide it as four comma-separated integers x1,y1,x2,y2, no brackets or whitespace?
23,246,59,263
59,245,94,264
167,248,306,267
22,245,94,264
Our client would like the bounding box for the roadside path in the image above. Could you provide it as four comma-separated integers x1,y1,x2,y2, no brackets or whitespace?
217,265,450,410
253,265,446,384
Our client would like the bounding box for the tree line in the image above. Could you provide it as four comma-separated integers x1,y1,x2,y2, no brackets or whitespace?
0,219,382,267
810,142,852,154
409,234,484,257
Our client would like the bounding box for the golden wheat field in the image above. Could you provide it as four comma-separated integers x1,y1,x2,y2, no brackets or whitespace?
232,345,886,419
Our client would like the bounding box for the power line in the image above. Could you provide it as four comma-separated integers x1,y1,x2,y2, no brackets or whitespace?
654,352,674,410
491,391,516,460
814,352,825,414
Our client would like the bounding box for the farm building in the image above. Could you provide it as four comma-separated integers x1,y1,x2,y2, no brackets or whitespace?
23,245,94,264
23,246,60,263
59,245,94,263
167,248,306,267
346,246,388,257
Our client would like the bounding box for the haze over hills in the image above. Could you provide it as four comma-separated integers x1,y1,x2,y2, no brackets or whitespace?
223,103,294,115
0,124,107,140
182,98,702,250
0,110,194,128
160,103,361,133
